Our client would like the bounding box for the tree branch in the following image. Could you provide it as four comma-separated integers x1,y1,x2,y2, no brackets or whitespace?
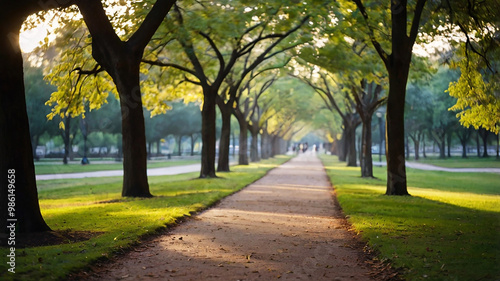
173,4,208,86
351,0,389,66
409,0,428,46
71,64,104,76
142,59,198,77
128,0,177,52
199,31,226,81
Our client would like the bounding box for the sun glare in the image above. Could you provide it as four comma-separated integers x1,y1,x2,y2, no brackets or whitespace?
20,24,52,53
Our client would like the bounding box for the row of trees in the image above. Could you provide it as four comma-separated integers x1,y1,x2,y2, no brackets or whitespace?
405,67,499,160
0,0,498,236
288,0,499,189
26,63,204,161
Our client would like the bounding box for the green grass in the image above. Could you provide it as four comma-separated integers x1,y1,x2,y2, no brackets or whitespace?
413,156,500,169
320,155,500,281
0,156,290,281
34,159,199,175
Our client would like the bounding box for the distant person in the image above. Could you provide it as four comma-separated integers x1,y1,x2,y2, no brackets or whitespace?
81,156,90,165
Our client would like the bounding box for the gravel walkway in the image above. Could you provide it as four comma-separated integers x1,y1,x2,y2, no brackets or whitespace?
82,154,378,281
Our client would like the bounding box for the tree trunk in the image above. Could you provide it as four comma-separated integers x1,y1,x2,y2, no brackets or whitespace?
76,0,177,197
422,133,427,158
116,69,151,197
480,129,489,157
0,19,50,236
200,91,217,177
476,131,481,157
280,139,287,154
190,135,195,156
382,0,426,196
447,132,452,158
63,116,71,164
345,124,357,167
261,130,270,160
414,139,420,161
496,133,499,159
360,115,374,178
217,107,231,171
271,135,279,157
237,117,249,165
176,136,182,156
233,107,249,165
338,132,346,161
250,130,260,162
385,69,410,195
70,132,77,161
461,141,467,158
409,133,421,161
438,138,446,159
231,132,236,157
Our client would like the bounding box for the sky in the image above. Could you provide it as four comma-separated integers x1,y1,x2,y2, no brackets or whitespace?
20,23,54,53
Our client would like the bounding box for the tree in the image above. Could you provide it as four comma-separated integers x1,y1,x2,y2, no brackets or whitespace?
60,116,80,163
216,38,304,170
352,80,385,177
405,83,433,160
478,128,491,157
234,74,285,160
295,70,360,166
259,77,317,156
427,67,460,158
448,51,500,135
144,0,311,176
85,94,123,158
163,101,202,156
70,0,176,196
295,23,390,173
234,70,280,163
24,64,59,160
0,0,75,236
455,126,473,158
347,0,428,195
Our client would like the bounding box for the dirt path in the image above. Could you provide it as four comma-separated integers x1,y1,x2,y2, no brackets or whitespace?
83,154,380,280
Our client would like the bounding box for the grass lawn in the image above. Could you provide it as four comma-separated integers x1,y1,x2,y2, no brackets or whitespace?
320,154,500,281
34,159,200,175
0,156,290,281
413,156,500,169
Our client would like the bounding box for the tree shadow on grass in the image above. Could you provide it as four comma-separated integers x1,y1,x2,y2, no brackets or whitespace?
15,229,103,248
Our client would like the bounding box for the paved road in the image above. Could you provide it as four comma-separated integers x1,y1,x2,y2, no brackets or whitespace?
373,161,500,174
35,164,201,181
406,161,500,173
37,157,499,181
85,154,376,280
